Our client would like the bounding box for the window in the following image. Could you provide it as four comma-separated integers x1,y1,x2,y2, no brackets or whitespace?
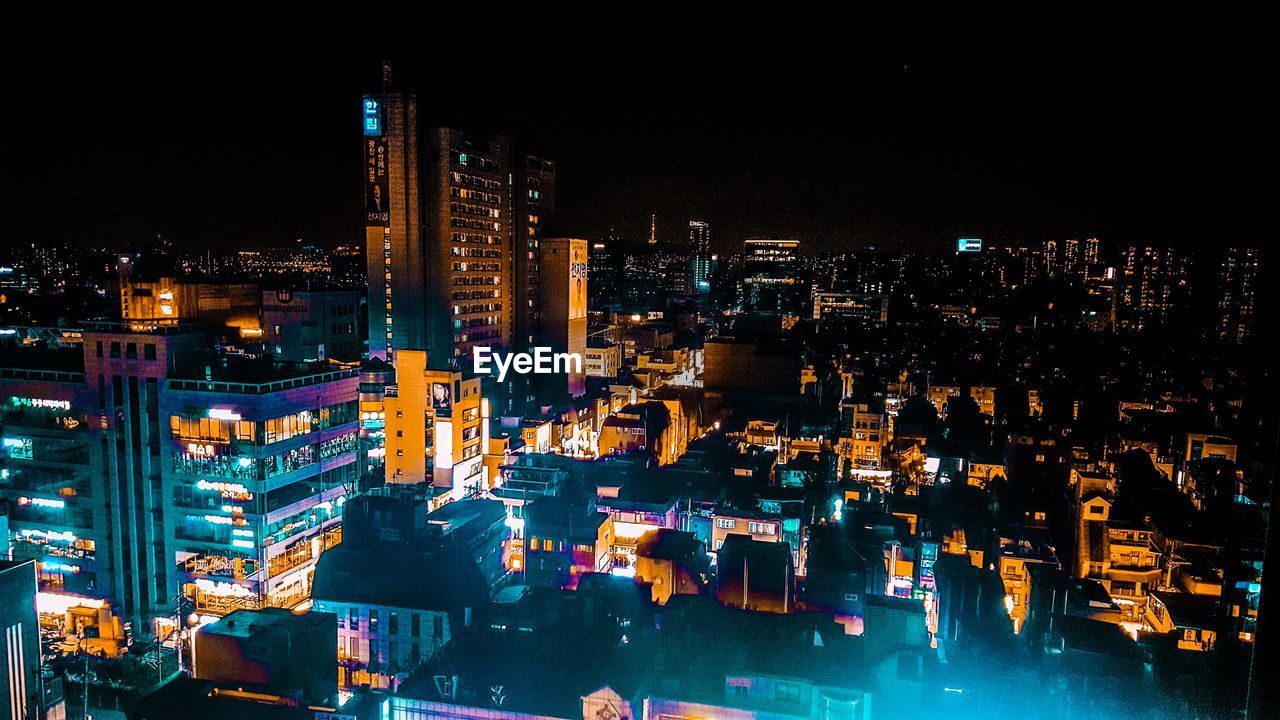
716,518,735,529
774,682,802,703
144,344,157,360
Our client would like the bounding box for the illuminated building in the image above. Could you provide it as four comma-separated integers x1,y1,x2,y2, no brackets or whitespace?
3,322,359,631
689,219,712,294
164,360,358,617
357,357,394,487
1119,245,1190,332
260,287,362,362
711,511,783,552
584,339,622,378
812,291,888,327
384,350,489,495
361,74,553,377
1,559,39,720
839,398,890,471
595,485,678,574
925,384,960,416
1,361,103,603
538,238,588,398
1144,591,1219,651
738,238,805,316
1184,432,1237,463
1071,471,1160,625
1216,246,1260,344
118,272,259,333
968,385,997,417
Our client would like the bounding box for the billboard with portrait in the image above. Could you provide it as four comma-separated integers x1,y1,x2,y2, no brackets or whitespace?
431,382,452,409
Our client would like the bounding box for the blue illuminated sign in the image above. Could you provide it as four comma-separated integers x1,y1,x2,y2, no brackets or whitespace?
363,98,382,137
956,238,983,253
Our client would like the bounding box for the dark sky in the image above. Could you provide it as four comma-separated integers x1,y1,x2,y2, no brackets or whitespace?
1,38,1263,256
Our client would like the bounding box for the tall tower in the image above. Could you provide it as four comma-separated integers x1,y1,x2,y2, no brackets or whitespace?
539,238,588,398
362,75,552,378
689,220,711,293
649,213,657,246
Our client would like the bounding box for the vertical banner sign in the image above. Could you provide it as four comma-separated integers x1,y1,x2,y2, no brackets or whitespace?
569,243,587,321
363,97,389,228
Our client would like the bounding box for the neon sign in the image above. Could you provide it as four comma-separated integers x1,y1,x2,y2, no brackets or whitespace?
18,496,66,509
362,98,382,136
196,480,253,500
10,397,72,411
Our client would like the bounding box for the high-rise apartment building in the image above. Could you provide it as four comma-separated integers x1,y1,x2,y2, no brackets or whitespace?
1216,247,1261,345
689,220,712,294
362,73,554,382
1120,245,1189,332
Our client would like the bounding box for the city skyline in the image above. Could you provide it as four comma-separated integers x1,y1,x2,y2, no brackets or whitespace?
1,38,1275,720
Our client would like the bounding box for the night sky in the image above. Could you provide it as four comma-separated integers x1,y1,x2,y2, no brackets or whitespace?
1,41,1262,256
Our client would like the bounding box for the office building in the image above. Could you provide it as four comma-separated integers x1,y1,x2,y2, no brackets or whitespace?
738,238,805,315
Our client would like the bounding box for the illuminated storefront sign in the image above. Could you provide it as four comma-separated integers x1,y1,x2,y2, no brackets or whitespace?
17,496,66,509
198,514,247,527
9,397,72,411
956,237,983,253
185,442,219,456
40,561,81,574
196,480,253,500
20,528,76,543
194,578,254,597
207,408,242,421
